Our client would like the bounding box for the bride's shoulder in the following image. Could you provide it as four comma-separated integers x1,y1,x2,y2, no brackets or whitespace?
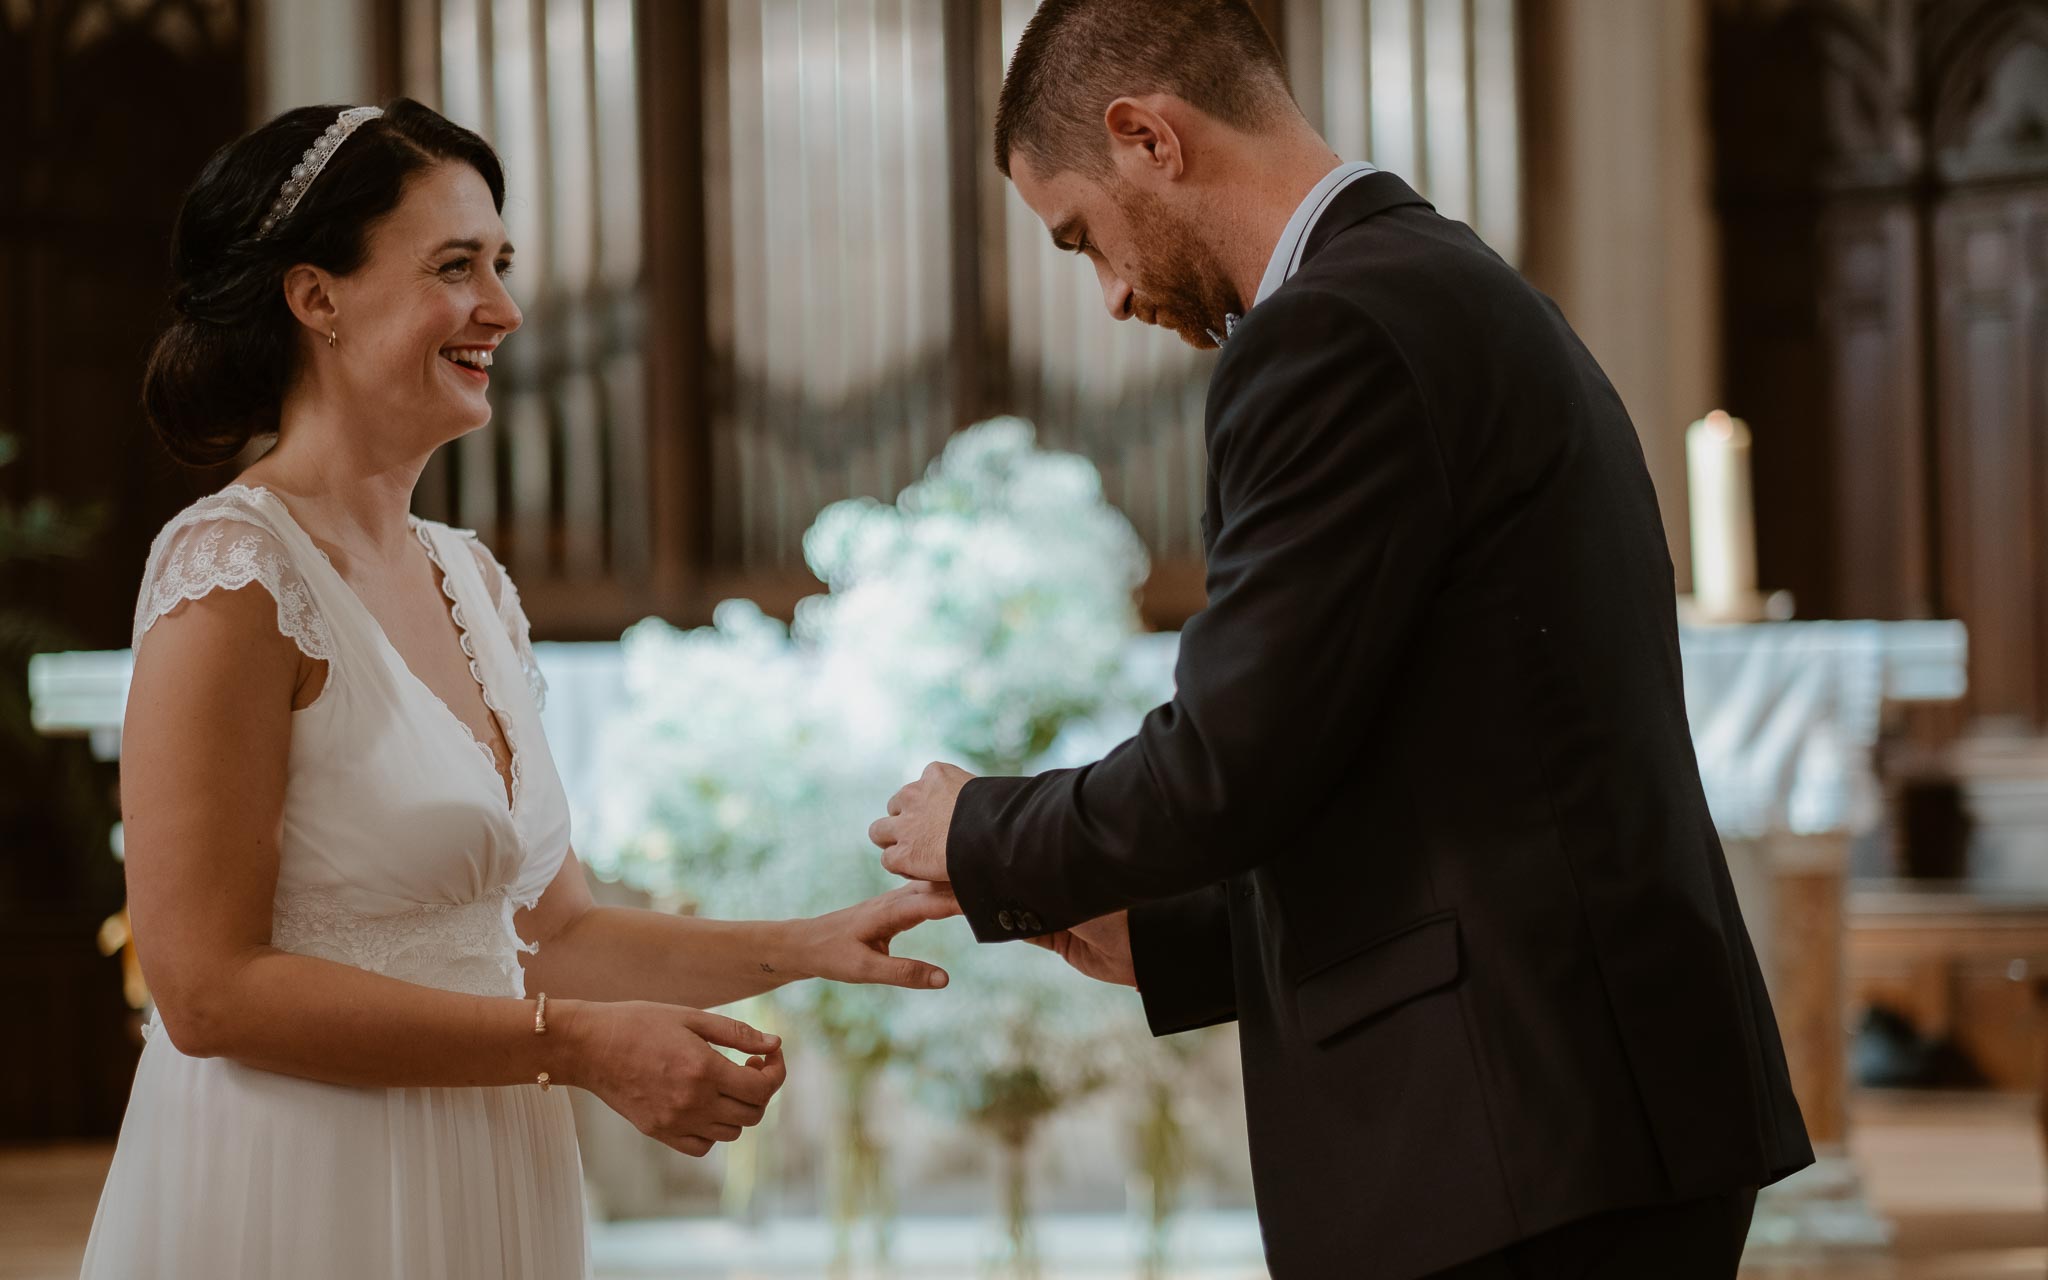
146,482,292,549
133,483,331,661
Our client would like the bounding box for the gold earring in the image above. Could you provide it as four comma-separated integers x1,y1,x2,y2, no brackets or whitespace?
328,328,337,349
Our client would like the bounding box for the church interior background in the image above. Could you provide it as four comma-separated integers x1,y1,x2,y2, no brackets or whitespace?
5,0,2048,1275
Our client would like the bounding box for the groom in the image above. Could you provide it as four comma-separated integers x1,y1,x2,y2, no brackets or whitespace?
870,1,1813,1276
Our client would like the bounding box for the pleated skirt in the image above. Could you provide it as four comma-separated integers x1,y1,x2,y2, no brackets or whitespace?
80,1031,588,1279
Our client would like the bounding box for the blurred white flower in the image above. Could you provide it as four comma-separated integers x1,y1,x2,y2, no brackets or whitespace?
797,418,1149,775
580,417,1179,1147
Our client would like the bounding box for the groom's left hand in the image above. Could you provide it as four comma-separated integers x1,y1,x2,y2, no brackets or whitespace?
871,762,974,883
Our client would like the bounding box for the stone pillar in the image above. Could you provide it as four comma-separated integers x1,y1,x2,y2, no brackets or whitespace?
253,0,377,123
1519,0,1720,591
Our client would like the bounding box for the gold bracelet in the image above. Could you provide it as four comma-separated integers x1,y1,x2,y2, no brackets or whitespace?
534,992,551,1091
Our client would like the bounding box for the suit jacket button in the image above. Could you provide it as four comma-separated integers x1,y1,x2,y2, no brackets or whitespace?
997,909,1017,931
1020,912,1043,932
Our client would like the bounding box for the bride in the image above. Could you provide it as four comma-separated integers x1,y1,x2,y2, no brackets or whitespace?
81,99,956,1279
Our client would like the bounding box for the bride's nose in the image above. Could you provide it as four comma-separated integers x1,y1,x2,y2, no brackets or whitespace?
478,271,522,334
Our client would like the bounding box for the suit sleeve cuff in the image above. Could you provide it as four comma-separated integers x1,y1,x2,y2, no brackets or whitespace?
1129,885,1238,1036
946,774,1044,943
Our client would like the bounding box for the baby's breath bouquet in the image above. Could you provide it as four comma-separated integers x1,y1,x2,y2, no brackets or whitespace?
581,600,922,1263
584,418,1176,1270
794,419,1156,1275
582,600,824,902
795,417,1150,777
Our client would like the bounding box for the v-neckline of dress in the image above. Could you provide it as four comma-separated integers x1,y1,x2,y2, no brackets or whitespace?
228,483,522,816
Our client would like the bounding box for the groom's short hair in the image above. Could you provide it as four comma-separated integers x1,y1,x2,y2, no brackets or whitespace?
994,0,1294,180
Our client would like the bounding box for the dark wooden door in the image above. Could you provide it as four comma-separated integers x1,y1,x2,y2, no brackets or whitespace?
1713,0,2048,730
1,0,250,649
1933,184,2048,728
0,0,250,1139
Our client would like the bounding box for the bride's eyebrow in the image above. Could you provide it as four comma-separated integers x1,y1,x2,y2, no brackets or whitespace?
428,237,517,256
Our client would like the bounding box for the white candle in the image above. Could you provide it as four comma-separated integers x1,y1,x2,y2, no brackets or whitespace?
1686,410,1759,622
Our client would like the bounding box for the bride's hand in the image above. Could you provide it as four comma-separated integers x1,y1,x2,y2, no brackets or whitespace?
563,1001,787,1158
788,884,961,990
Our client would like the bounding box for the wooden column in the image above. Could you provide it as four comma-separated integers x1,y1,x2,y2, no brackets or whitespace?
2030,973,2048,1165
1727,832,1850,1148
945,0,1010,429
638,0,709,621
1770,836,1851,1147
1520,0,1718,590
1727,831,1889,1250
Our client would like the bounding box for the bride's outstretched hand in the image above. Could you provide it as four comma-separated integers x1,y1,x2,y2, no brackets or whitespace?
789,883,961,990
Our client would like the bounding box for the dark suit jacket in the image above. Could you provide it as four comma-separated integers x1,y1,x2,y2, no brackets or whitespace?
945,173,1814,1279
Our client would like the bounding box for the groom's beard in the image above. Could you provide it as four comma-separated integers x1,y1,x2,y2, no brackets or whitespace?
1115,185,1240,350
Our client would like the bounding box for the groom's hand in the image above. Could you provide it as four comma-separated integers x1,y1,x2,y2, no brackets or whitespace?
870,762,974,883
1027,911,1137,987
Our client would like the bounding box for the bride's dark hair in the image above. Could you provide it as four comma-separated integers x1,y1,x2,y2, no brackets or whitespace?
143,98,506,468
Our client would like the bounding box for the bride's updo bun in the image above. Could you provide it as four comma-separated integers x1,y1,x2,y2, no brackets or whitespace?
143,99,505,468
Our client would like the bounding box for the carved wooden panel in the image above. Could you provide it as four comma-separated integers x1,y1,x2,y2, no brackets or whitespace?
1925,0,2048,185
1821,197,1929,620
1714,0,2048,728
0,0,248,1141
1714,0,1910,622
0,0,249,648
1926,2,2048,726
1934,186,2047,727
1723,188,1837,617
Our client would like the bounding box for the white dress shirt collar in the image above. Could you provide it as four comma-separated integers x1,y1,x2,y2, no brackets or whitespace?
1252,160,1379,309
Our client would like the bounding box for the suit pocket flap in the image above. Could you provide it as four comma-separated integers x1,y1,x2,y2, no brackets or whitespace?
1296,912,1461,1045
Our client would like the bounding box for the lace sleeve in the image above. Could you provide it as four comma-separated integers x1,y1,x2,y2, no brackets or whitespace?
133,515,334,662
460,534,546,711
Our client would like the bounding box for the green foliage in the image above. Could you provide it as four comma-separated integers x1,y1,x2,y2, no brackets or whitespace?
0,432,115,904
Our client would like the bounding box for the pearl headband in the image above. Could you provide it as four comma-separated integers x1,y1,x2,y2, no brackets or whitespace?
257,106,384,239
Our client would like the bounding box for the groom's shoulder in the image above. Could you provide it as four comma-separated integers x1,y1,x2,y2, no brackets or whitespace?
1224,208,1490,371
1298,203,1532,321
1203,286,1424,468
1219,282,1400,380
1271,205,1573,383
1206,289,1403,455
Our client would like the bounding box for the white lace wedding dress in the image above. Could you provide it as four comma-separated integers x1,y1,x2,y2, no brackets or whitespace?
81,483,589,1279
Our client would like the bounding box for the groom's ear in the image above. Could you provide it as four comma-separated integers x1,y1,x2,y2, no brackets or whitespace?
1103,97,1185,181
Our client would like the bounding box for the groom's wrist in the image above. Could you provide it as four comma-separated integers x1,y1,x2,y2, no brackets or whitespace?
946,775,1025,941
